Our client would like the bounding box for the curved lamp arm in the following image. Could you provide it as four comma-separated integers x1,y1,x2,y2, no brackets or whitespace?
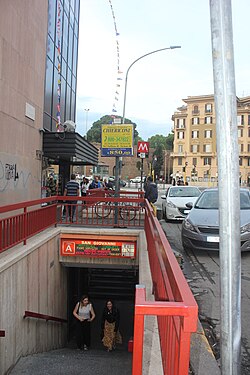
121,46,181,123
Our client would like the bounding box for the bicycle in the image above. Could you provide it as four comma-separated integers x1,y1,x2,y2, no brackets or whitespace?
94,191,137,221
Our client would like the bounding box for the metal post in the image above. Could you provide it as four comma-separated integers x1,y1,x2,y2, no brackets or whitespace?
210,1,241,374
140,157,144,190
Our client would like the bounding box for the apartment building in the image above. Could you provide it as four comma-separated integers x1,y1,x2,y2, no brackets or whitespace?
171,95,250,186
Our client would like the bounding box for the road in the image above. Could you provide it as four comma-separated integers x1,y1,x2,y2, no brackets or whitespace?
155,190,250,374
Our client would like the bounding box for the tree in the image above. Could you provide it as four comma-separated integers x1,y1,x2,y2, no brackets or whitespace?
147,134,166,149
147,133,174,150
166,132,174,150
87,115,141,143
153,143,164,178
147,132,173,180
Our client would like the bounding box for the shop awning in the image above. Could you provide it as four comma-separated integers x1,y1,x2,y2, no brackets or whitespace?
43,132,98,165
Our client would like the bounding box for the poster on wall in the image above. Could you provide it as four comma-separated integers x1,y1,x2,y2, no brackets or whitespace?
61,239,136,258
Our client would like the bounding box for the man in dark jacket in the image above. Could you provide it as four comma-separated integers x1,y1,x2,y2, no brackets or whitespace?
64,173,79,222
144,176,158,204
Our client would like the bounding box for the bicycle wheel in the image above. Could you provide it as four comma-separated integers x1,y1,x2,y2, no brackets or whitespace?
119,204,136,221
95,201,112,218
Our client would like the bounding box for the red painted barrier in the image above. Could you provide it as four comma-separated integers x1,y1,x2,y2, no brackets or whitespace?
128,338,133,352
24,311,67,323
0,192,197,375
132,201,198,375
0,191,145,253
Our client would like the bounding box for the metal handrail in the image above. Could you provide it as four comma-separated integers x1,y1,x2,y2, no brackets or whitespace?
134,201,198,375
24,311,67,323
0,192,145,253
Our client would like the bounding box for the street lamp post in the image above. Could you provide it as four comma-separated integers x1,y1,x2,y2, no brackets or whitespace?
114,45,181,193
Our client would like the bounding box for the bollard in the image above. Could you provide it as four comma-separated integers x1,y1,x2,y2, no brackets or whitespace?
128,337,133,352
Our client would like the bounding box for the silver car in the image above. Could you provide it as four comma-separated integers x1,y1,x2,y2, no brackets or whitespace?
181,188,250,252
161,186,201,221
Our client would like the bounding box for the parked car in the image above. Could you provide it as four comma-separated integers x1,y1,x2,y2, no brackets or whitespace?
181,188,250,252
161,186,201,221
108,176,126,187
130,176,142,183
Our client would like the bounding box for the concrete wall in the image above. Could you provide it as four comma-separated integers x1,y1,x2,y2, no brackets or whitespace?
0,228,67,375
0,225,164,375
0,1,48,205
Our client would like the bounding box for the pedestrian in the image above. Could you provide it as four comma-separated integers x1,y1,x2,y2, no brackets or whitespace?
89,175,102,189
64,173,80,222
143,176,148,191
179,177,185,186
46,175,57,196
101,299,122,352
104,178,114,190
80,177,89,204
144,176,158,204
73,295,95,351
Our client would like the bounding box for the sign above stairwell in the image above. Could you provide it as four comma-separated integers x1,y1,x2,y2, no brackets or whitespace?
61,239,136,258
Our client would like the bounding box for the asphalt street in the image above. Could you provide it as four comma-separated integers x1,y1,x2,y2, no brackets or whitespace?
156,190,250,375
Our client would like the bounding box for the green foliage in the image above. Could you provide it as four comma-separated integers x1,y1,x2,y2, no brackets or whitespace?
136,160,142,171
86,115,140,143
147,134,166,149
153,143,164,177
166,132,174,150
147,132,174,150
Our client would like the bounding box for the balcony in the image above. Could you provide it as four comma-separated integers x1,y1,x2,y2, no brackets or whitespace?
176,124,186,129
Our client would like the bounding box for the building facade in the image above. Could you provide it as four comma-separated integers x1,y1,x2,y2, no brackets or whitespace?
44,0,79,131
171,95,250,186
0,0,83,206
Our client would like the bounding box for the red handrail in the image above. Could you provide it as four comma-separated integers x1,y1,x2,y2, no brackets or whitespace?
0,193,145,253
132,201,198,375
0,330,5,337
1,193,197,374
24,311,67,323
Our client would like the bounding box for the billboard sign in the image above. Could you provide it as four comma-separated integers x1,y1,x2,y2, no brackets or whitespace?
61,239,136,258
101,124,134,157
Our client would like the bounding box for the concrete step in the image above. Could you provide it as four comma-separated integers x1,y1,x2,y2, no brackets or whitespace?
10,346,132,375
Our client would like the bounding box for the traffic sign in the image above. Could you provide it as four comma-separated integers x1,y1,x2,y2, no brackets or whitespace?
137,141,149,158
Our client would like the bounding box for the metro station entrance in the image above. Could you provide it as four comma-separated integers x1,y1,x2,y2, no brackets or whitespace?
67,266,139,350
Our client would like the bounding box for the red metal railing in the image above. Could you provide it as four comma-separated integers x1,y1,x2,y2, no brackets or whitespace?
0,190,145,253
0,191,197,374
56,193,145,227
132,201,198,375
24,311,67,323
0,197,58,253
0,330,5,337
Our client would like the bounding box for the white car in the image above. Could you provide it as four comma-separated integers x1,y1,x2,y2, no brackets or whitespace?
130,176,142,183
161,186,201,222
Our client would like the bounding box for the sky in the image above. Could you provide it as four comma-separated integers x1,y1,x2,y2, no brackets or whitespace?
75,0,250,140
